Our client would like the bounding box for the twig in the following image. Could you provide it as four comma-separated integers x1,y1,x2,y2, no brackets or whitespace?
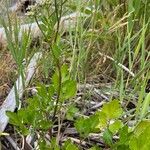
5,136,21,150
90,101,106,110
99,52,135,77
67,137,87,146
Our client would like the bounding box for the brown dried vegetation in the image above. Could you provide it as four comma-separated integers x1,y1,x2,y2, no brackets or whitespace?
0,50,17,105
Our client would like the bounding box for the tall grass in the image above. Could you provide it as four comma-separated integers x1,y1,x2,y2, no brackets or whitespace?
1,15,31,84
66,0,150,120
0,11,32,106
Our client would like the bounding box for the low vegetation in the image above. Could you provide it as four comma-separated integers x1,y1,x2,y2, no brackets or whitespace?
0,0,150,149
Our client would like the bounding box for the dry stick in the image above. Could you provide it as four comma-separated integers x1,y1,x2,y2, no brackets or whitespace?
99,52,135,77
5,136,21,150
0,52,42,132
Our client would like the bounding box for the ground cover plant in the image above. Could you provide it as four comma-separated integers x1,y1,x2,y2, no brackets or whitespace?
0,0,150,149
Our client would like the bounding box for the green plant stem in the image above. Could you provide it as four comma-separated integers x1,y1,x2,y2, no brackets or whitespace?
52,63,62,121
54,0,63,42
34,15,47,40
52,0,63,122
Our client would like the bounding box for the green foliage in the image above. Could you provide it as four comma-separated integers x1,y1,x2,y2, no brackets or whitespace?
75,100,123,137
62,139,79,150
49,137,60,150
88,146,102,150
109,120,123,134
75,100,150,149
102,129,113,147
129,121,150,150
3,0,150,149
52,64,77,101
6,88,53,135
7,65,77,143
66,105,79,121
115,125,131,149
140,93,150,119
101,100,123,120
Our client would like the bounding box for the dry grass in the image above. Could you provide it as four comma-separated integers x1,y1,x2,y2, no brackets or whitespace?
0,50,17,105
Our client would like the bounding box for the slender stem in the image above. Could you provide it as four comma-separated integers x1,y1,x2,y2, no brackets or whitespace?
52,0,64,122
54,0,62,41
34,15,47,40
52,62,62,121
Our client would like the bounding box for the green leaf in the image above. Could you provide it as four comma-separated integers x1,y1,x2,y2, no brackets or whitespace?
61,80,77,101
52,43,62,58
75,117,90,137
6,111,29,135
116,145,131,150
88,114,103,132
6,111,21,126
19,125,29,135
101,100,123,120
129,136,138,150
133,120,150,137
95,111,107,129
52,65,70,91
109,120,123,134
17,109,30,124
37,84,49,101
117,126,131,145
140,93,150,119
27,97,39,110
75,112,107,137
52,71,59,90
128,0,134,33
103,129,113,147
129,121,150,150
61,65,69,83
52,65,68,90
39,139,51,150
25,109,36,124
38,120,52,130
62,139,79,150
48,85,55,97
88,146,102,150
66,105,79,120
50,137,60,150
40,23,48,33
113,125,131,149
